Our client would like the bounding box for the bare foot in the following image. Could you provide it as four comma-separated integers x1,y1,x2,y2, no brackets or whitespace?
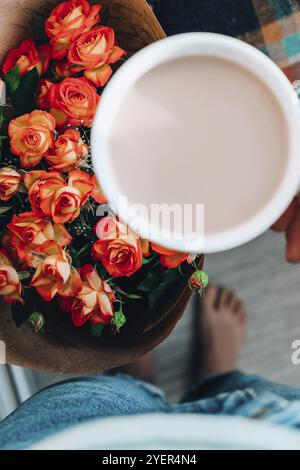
198,286,246,375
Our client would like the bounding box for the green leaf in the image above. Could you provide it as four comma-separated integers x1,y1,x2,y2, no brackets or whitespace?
0,107,4,127
4,66,21,95
142,256,154,265
8,67,39,116
149,269,181,311
89,323,104,338
75,242,92,260
0,206,12,216
125,293,142,300
18,271,31,281
113,286,142,300
136,269,162,292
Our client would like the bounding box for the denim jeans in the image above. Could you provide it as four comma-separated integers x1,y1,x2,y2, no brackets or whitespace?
2,371,300,449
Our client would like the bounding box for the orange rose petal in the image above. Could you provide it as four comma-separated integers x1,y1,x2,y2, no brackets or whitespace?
68,169,90,186
160,253,189,268
108,46,126,63
92,240,107,259
59,266,82,298
53,224,72,246
151,242,178,256
84,64,112,87
141,239,150,257
49,108,68,127
29,110,56,131
97,291,113,317
34,282,59,301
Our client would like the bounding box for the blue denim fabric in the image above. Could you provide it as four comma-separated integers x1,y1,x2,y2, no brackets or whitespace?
2,371,300,449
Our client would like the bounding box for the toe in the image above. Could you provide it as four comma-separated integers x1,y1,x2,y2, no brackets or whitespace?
233,299,247,321
238,307,247,324
232,298,242,313
218,287,230,309
203,285,218,310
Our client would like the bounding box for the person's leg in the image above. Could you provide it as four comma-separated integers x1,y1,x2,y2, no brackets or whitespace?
183,286,300,403
0,369,168,450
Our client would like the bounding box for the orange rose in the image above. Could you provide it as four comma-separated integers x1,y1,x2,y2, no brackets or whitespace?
92,216,142,277
68,26,125,87
45,0,102,60
7,211,72,266
0,167,21,201
37,79,54,110
45,129,88,172
71,264,115,326
0,249,22,303
25,169,93,223
31,240,81,301
2,39,50,77
24,170,65,215
8,110,56,167
151,242,189,268
48,77,99,128
49,170,93,223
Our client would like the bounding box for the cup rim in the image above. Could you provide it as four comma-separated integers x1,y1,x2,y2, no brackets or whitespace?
91,32,300,254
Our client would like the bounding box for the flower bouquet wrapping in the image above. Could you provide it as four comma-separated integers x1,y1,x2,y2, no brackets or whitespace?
0,0,206,373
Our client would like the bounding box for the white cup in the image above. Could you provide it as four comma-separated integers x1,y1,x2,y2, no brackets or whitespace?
91,33,300,254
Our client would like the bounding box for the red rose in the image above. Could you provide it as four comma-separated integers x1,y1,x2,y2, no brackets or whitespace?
68,26,125,87
45,0,102,60
48,77,99,128
71,264,115,326
45,129,88,172
92,216,142,277
2,38,50,77
8,110,56,167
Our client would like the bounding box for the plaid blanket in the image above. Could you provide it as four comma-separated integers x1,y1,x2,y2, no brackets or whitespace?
153,0,300,81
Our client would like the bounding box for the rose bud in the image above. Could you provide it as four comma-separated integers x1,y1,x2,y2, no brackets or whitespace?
189,270,209,293
28,312,45,333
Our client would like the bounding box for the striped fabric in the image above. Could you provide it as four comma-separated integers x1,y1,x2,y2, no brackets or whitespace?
153,0,300,81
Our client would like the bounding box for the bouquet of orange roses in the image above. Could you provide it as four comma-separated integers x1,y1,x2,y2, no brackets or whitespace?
0,0,207,338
